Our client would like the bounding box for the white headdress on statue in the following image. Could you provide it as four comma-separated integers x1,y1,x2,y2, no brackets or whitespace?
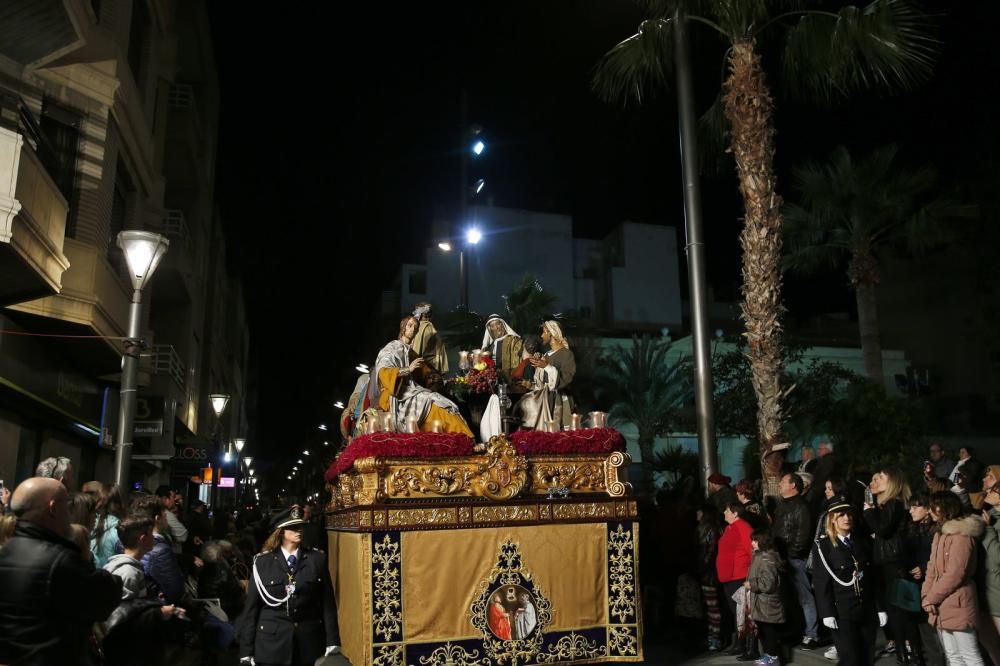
482,314,518,350
412,303,431,320
542,320,568,349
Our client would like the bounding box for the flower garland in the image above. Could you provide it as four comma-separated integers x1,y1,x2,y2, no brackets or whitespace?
325,431,475,481
325,429,626,482
510,428,626,455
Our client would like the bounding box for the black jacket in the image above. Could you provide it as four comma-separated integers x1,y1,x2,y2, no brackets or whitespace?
236,548,339,665
863,499,906,565
771,494,813,560
812,533,880,622
0,521,122,665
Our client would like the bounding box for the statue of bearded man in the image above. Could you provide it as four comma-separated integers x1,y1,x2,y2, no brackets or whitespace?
482,315,524,376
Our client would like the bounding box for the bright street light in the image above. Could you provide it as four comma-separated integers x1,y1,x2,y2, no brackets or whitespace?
234,438,245,453
466,227,482,245
209,394,230,418
472,140,485,156
113,230,170,489
333,401,345,409
303,450,311,456
243,456,253,467
318,424,327,431
437,241,452,252
472,178,485,195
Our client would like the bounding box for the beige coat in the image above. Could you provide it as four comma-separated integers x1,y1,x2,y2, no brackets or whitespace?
921,514,985,631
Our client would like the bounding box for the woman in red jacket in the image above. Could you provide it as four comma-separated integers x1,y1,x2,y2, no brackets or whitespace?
717,501,754,654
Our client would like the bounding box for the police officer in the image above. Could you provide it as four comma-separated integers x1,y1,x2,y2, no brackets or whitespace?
238,506,340,665
812,501,887,666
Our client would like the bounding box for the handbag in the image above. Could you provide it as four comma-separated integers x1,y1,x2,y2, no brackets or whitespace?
888,578,922,613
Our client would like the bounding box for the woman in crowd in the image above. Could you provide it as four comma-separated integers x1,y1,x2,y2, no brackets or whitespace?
922,491,984,665
92,484,125,568
716,502,753,656
736,479,770,531
68,491,97,532
695,504,723,651
896,492,939,666
237,506,339,666
746,531,784,666
813,501,886,665
975,477,1000,664
864,468,910,659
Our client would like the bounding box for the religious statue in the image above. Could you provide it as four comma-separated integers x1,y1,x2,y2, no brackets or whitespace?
367,316,472,436
482,315,524,377
514,321,576,428
410,301,449,373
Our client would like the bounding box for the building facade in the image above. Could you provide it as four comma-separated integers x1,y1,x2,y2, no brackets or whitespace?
0,0,248,496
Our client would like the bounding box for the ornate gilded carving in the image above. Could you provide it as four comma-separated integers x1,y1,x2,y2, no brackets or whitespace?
470,540,553,665
552,502,613,521
458,506,472,524
372,644,404,666
371,534,402,643
472,505,538,524
538,503,551,521
359,511,372,528
417,642,490,666
387,508,456,528
373,510,386,528
531,462,606,493
468,436,529,501
608,524,638,624
604,451,632,497
333,437,632,507
387,465,477,497
537,632,607,663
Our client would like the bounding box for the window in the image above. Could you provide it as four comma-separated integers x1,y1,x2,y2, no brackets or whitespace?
109,158,133,264
407,270,427,295
37,99,80,220
128,0,150,86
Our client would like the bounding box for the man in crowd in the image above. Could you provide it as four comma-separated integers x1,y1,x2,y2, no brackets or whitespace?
35,456,73,489
155,485,189,553
928,441,953,480
0,477,122,664
707,473,737,515
772,472,820,649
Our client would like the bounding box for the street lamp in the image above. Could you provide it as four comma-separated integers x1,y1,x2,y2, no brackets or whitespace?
243,456,254,468
234,438,245,453
208,392,230,508
113,230,170,489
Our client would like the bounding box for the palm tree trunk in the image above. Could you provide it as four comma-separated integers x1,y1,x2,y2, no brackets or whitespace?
721,41,786,462
638,433,656,495
848,250,884,384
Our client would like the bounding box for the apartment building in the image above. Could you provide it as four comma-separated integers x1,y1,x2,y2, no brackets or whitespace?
0,0,248,493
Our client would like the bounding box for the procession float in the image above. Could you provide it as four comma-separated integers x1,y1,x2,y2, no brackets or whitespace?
324,312,642,666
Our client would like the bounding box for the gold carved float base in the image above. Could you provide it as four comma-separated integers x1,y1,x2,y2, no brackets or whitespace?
329,435,632,509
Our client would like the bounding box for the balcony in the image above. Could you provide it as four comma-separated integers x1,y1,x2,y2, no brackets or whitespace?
153,344,186,391
148,209,197,304
164,85,210,191
0,93,71,306
0,0,92,69
7,237,131,373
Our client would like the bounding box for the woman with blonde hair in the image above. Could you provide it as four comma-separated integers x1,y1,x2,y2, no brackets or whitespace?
813,501,885,665
864,468,910,660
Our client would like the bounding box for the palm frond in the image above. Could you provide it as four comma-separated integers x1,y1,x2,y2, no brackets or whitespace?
783,0,938,103
502,274,558,335
592,18,675,105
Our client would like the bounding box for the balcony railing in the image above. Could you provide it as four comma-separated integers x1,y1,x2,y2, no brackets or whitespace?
153,344,186,390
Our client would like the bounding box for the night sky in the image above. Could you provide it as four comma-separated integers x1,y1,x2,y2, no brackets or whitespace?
207,3,999,468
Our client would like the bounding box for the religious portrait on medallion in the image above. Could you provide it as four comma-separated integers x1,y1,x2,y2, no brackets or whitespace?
486,584,537,640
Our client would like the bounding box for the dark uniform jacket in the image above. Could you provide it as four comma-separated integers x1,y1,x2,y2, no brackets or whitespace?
237,548,339,666
812,533,880,622
0,521,122,665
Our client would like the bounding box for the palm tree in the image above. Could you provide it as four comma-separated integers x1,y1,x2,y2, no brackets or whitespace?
784,144,977,382
593,1,937,460
502,274,558,336
596,336,691,493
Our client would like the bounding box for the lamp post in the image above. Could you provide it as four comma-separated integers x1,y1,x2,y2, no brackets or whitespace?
208,393,230,508
439,227,482,310
113,230,170,489
234,437,245,502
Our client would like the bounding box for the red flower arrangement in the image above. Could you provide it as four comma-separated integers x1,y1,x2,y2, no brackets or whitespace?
325,431,475,481
510,428,626,455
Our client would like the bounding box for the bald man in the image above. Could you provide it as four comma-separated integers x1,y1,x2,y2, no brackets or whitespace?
0,478,122,665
